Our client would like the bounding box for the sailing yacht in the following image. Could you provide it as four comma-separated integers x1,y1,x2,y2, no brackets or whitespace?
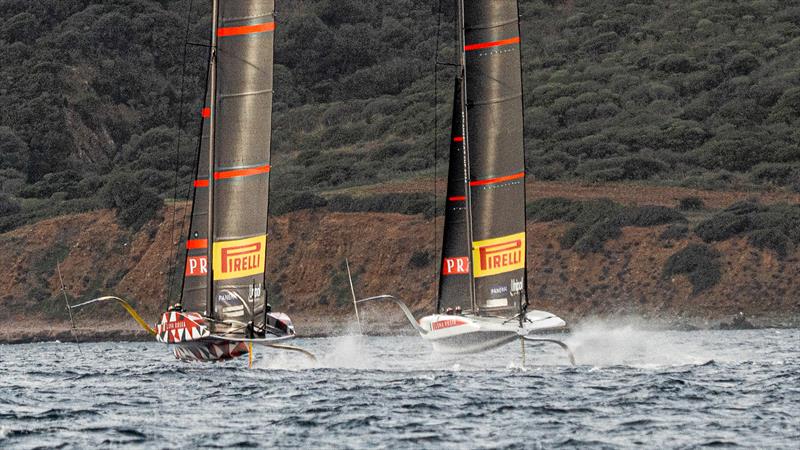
72,0,307,362
355,0,570,358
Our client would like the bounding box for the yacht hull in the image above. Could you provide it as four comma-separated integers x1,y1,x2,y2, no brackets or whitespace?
156,311,295,362
418,310,566,354
172,340,250,362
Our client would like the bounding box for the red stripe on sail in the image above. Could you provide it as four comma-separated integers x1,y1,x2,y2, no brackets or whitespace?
453,136,464,142
464,36,520,51
193,179,209,188
214,164,271,180
187,239,208,249
201,107,211,118
469,172,524,187
217,22,276,37
448,196,466,201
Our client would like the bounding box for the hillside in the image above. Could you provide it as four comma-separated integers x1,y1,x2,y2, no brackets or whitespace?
3,0,800,233
2,180,799,343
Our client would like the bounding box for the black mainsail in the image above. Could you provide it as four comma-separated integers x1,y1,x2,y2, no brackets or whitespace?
182,0,276,336
447,0,528,317
437,78,471,313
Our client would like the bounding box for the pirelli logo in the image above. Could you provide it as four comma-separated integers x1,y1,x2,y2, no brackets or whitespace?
472,232,525,278
212,235,266,281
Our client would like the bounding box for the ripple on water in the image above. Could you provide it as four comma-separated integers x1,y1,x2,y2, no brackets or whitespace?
0,329,798,448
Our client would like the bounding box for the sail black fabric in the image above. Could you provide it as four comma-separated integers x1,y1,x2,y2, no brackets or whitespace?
181,0,275,335
437,78,471,313
463,0,527,315
181,73,211,315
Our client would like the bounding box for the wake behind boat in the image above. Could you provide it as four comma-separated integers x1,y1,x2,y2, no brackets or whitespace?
353,0,573,364
69,0,312,364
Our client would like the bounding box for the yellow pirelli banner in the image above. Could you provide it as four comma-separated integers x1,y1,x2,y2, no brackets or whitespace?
472,232,525,278
212,234,267,281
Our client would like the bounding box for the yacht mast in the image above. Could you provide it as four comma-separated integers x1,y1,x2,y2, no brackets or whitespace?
456,0,477,313
206,0,219,318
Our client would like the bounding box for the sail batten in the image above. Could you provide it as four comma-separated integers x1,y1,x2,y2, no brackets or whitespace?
181,0,276,334
462,0,527,315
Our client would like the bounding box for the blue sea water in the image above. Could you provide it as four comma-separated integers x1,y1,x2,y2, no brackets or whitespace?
0,323,798,449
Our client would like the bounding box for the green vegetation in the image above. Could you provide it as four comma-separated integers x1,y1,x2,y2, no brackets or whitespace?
2,1,800,233
694,201,800,257
663,243,722,294
678,196,705,211
0,193,20,215
270,191,327,216
100,173,163,230
660,224,689,241
327,193,435,218
270,190,435,217
409,249,432,269
528,197,686,253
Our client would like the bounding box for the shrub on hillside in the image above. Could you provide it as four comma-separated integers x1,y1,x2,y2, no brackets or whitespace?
527,197,582,222
663,243,722,294
660,224,689,241
576,156,669,181
656,53,695,73
100,173,163,230
271,191,327,215
693,201,800,256
17,170,81,199
679,170,742,190
620,205,686,227
327,193,434,217
0,126,28,171
679,196,704,210
526,151,578,180
585,167,626,182
572,219,622,253
726,51,760,76
748,228,790,257
408,250,431,268
749,163,799,185
581,31,619,55
531,197,686,253
572,198,626,225
694,213,751,242
0,193,21,215
768,87,800,123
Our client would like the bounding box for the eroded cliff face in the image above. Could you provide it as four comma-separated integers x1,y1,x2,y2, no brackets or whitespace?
2,187,799,342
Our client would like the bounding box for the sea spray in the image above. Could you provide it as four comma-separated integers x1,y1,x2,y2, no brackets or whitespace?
256,320,746,371
563,317,717,367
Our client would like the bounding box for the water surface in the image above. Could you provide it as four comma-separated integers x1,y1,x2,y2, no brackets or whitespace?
1,323,798,448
